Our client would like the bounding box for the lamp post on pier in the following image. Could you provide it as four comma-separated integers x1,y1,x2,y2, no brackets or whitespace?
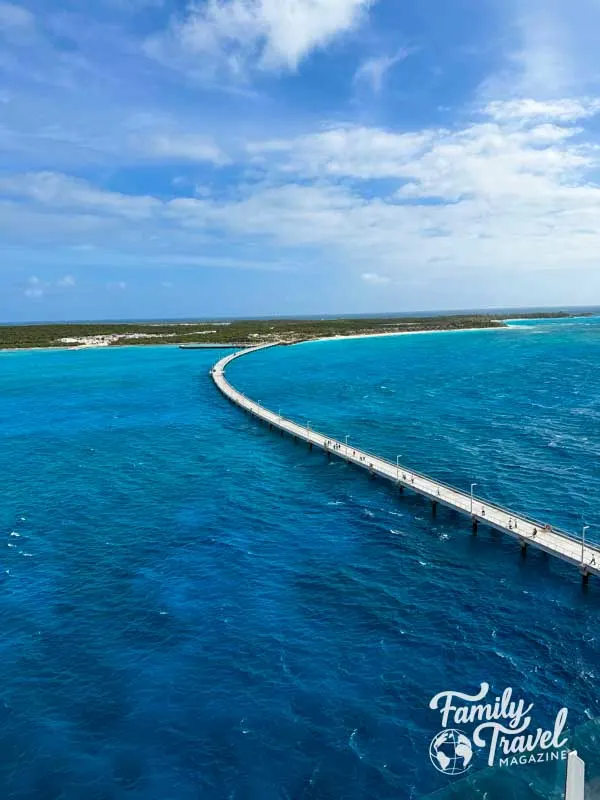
397,455,402,481
582,525,590,566
345,435,350,458
470,483,477,515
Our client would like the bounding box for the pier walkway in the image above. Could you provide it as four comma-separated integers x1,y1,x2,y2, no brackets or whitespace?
179,342,252,349
210,343,600,582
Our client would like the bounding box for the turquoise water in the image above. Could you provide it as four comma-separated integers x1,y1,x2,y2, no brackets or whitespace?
1,317,599,799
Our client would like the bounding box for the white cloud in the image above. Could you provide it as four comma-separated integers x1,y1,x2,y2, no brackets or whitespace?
248,99,599,202
362,272,390,284
195,97,600,275
485,98,600,123
107,281,127,290
24,275,44,299
148,0,376,80
485,0,600,101
145,134,230,165
0,2,34,31
0,172,160,220
23,274,76,298
199,182,359,246
353,49,410,94
512,4,571,97
248,125,433,178
4,96,600,291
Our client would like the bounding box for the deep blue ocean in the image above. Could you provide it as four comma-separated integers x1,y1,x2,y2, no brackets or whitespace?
1,316,599,800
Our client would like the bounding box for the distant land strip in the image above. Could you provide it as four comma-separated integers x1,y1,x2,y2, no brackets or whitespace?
0,311,585,351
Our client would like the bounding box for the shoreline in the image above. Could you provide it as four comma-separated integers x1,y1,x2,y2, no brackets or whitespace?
0,316,568,354
0,326,507,353
305,324,510,345
0,343,182,354
0,345,82,353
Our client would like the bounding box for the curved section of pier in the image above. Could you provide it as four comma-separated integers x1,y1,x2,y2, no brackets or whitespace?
210,343,599,582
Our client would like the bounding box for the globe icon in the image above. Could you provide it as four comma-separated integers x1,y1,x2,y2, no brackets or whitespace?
429,729,473,775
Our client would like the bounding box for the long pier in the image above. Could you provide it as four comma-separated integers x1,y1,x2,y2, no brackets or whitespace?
179,342,252,349
210,343,599,583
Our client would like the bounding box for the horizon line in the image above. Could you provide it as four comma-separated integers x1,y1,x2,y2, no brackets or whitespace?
2,304,600,327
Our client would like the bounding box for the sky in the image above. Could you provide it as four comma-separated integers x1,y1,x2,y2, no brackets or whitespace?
1,0,600,321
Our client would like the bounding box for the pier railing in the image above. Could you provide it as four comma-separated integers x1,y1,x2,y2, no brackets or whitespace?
211,343,595,572
329,441,583,547
227,389,582,549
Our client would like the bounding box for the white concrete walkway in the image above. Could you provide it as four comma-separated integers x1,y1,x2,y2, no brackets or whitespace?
211,343,599,580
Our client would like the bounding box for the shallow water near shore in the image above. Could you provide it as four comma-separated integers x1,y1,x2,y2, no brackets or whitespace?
1,317,599,799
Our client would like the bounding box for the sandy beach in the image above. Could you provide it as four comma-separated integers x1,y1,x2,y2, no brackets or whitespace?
307,325,509,345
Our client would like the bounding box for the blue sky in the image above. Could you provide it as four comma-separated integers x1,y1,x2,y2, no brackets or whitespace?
1,0,600,321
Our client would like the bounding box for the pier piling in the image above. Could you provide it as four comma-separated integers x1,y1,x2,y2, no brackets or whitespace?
520,539,528,558
211,344,599,586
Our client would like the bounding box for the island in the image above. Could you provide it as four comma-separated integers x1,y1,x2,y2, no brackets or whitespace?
0,311,584,350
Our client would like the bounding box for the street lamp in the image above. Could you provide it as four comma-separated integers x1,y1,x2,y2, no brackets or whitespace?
582,525,590,566
397,454,402,481
345,435,350,457
470,483,477,515
306,420,311,441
